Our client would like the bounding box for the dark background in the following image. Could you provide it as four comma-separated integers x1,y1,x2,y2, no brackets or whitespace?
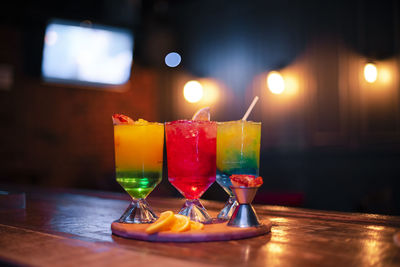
0,0,399,215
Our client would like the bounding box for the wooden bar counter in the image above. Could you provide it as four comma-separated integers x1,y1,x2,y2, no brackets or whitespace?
0,186,399,266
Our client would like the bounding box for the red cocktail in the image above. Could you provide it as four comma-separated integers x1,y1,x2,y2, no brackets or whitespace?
166,120,216,222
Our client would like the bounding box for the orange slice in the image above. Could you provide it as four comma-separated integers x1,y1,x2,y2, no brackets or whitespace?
145,211,175,234
170,214,190,232
190,221,204,230
192,107,210,121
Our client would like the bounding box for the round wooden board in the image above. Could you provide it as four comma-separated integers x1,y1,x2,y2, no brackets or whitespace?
111,219,271,242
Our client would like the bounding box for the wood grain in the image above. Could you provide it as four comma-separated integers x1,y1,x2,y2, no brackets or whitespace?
0,224,212,267
0,185,399,267
111,220,271,242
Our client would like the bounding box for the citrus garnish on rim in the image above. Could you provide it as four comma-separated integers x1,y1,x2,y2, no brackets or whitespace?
192,107,210,121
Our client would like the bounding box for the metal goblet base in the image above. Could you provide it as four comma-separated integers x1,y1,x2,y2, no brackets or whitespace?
217,196,239,221
227,204,261,228
178,199,212,223
117,198,158,224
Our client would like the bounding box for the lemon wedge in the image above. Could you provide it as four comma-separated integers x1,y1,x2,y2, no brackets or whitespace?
145,211,175,234
192,107,210,121
170,214,191,232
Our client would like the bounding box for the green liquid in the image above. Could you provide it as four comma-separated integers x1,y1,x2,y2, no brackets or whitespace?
116,170,161,199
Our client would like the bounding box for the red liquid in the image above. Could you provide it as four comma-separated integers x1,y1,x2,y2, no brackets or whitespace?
166,120,217,199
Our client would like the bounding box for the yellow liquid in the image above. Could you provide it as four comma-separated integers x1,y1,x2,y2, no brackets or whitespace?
216,121,261,194
114,123,164,199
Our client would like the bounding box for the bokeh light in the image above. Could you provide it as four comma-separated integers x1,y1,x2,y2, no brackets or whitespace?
267,71,285,94
379,67,391,84
183,80,203,103
282,74,299,96
165,52,182,67
364,63,378,83
198,78,220,104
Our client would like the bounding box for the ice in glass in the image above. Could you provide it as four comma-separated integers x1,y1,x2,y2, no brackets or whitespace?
166,120,217,223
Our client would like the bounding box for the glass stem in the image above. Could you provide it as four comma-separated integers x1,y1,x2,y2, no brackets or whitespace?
178,199,212,223
117,198,158,224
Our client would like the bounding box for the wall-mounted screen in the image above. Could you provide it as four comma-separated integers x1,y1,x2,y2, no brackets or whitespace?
42,19,134,86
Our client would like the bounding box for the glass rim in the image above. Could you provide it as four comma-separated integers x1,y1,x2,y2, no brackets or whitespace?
217,120,261,125
113,122,164,126
165,119,216,125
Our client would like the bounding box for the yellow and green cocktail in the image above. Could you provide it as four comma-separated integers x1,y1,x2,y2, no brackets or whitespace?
113,115,164,223
216,120,261,220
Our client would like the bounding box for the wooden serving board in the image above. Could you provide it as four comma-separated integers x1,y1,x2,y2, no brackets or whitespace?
111,219,271,242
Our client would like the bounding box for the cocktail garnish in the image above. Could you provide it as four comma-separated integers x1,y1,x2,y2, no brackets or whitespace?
170,214,190,232
112,114,135,125
230,174,263,187
145,211,175,234
192,107,210,121
190,221,205,230
145,211,204,234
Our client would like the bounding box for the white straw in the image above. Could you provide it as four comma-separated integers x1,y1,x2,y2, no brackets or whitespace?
242,96,259,121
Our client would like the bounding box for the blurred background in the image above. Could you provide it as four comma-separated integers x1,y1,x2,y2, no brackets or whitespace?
0,0,399,215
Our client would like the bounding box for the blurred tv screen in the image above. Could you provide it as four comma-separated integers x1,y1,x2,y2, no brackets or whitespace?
41,19,134,86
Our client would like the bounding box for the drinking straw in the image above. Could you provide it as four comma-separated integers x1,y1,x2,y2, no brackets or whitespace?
242,96,259,121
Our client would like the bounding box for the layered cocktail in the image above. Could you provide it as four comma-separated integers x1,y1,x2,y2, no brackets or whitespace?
216,120,261,220
113,115,164,223
166,120,217,223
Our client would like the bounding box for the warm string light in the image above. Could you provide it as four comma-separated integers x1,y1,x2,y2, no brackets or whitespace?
267,71,285,94
364,63,378,83
183,79,222,104
182,60,394,105
183,80,204,103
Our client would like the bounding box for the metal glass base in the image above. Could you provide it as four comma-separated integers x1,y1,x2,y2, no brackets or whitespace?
227,204,261,227
117,198,158,224
227,186,261,228
178,199,212,223
217,196,239,221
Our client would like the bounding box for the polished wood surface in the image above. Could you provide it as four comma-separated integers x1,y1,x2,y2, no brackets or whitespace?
111,219,272,242
0,186,399,266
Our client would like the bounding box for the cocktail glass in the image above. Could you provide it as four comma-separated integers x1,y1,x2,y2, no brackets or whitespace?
165,120,217,223
113,121,164,223
216,120,261,220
